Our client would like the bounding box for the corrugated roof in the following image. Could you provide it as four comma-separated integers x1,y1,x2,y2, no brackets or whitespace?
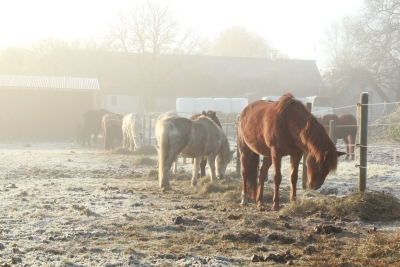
0,75,100,91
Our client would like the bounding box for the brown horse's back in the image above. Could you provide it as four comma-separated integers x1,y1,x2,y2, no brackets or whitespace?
338,114,357,138
239,98,312,157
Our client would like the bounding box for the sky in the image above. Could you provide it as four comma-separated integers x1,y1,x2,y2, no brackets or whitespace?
0,0,363,71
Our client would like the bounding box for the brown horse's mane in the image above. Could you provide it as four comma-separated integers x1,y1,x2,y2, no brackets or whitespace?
276,93,338,172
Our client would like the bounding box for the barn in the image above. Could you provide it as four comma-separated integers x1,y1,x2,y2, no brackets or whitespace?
0,75,99,140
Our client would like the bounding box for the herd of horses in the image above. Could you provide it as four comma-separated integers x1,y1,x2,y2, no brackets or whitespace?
78,93,357,210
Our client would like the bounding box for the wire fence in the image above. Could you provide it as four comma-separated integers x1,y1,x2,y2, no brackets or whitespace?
139,96,400,192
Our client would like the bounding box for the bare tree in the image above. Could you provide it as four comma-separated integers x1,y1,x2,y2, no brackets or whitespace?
106,0,207,111
322,0,400,100
209,25,282,58
0,46,30,74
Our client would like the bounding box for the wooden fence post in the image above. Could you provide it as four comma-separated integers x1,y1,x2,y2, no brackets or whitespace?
148,114,152,146
236,115,241,174
329,120,335,141
302,102,312,189
358,92,369,191
142,114,146,145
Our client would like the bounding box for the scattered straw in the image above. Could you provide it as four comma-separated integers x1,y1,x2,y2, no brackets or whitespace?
283,191,400,221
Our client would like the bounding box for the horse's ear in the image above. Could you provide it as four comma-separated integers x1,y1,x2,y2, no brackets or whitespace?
337,151,346,157
202,111,206,115
212,111,217,117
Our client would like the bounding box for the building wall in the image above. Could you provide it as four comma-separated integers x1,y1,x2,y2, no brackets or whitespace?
0,89,93,140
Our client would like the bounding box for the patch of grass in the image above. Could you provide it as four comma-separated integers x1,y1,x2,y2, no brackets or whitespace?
146,169,158,180
282,191,400,221
80,208,98,216
132,145,158,155
17,191,28,197
110,147,135,155
197,173,242,203
357,231,400,264
110,145,158,155
71,204,86,211
131,156,157,166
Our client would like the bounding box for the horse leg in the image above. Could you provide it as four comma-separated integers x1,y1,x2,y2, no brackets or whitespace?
239,148,259,207
173,157,178,174
200,157,207,177
256,156,271,207
191,157,201,186
271,151,283,211
289,152,302,203
160,152,178,190
207,153,218,182
343,137,350,160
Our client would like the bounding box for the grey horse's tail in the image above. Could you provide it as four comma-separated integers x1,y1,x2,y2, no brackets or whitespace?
158,121,170,188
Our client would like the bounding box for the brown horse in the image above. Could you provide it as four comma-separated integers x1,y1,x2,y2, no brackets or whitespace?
81,109,113,146
238,93,345,211
320,114,358,160
190,110,223,177
102,114,123,150
156,116,234,190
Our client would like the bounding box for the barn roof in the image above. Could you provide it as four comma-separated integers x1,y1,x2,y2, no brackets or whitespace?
0,75,100,91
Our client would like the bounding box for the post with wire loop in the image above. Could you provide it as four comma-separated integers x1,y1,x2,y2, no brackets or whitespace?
358,92,368,191
302,102,312,189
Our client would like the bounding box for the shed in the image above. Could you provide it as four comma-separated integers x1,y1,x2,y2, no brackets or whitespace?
0,75,99,139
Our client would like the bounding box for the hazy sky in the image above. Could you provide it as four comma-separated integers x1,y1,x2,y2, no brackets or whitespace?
1,0,363,70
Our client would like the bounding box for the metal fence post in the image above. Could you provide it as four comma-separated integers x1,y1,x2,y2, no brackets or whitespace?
302,102,312,189
358,92,368,191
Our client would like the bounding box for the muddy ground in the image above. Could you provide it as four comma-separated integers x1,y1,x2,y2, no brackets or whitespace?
0,140,399,267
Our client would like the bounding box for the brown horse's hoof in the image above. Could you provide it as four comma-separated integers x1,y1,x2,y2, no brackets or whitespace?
271,205,280,211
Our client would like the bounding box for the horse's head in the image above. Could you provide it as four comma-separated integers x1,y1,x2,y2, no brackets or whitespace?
216,150,235,179
306,151,346,189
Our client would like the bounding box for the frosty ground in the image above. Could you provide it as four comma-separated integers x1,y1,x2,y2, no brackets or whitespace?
0,140,400,266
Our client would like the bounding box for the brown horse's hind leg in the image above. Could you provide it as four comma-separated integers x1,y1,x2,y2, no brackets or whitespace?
289,151,303,203
271,150,283,211
240,149,260,207
257,157,271,207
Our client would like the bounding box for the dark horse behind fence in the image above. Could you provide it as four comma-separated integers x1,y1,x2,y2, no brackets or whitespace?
238,93,346,211
190,110,223,177
81,109,113,146
319,114,358,160
156,116,234,191
102,113,124,150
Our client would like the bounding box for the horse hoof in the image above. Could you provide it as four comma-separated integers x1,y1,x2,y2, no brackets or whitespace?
240,201,249,207
191,180,197,186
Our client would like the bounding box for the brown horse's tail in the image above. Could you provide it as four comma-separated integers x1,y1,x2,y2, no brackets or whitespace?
246,153,260,200
158,122,170,187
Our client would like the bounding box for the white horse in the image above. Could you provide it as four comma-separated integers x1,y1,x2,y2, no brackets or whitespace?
156,116,234,190
122,113,143,150
156,110,180,173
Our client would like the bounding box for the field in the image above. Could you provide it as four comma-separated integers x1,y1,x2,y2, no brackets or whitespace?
1,140,400,267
